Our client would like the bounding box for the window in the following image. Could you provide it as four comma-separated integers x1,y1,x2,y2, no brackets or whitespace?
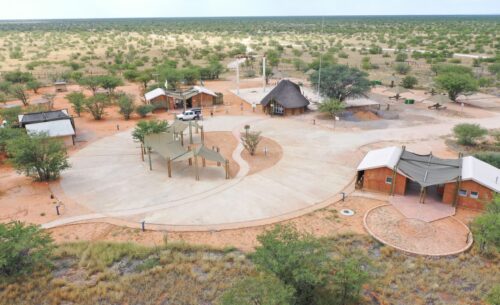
458,189,468,197
470,191,479,199
385,176,393,185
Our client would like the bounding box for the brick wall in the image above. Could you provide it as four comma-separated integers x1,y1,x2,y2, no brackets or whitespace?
362,167,407,195
442,180,495,210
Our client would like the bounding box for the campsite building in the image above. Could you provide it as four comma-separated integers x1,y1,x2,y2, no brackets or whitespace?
356,146,500,209
145,86,219,110
18,109,76,146
260,80,309,116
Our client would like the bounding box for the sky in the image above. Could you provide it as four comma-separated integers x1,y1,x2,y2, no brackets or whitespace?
0,0,499,20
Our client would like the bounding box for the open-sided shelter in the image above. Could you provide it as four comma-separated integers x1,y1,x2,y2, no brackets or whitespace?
260,80,309,116
356,146,500,209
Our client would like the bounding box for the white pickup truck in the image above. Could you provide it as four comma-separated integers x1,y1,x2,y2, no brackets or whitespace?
176,109,202,121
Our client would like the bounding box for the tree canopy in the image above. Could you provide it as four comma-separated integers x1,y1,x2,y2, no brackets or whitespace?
310,65,370,101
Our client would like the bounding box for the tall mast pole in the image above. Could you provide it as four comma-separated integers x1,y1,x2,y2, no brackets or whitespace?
317,16,325,103
263,56,266,92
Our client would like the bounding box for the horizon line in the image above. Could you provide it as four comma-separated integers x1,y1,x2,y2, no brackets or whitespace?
0,14,499,22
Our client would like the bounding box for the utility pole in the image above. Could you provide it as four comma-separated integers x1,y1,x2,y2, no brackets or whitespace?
236,61,240,95
317,17,325,103
262,56,266,92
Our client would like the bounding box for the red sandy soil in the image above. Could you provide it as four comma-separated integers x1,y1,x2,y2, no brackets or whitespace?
47,196,383,252
242,136,283,175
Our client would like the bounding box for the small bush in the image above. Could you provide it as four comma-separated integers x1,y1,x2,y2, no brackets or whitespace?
401,76,418,89
136,104,155,118
0,222,54,277
471,195,500,256
475,152,500,168
453,123,487,146
394,63,411,75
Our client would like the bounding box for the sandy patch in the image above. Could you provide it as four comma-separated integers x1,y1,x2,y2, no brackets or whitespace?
241,136,283,175
47,196,382,252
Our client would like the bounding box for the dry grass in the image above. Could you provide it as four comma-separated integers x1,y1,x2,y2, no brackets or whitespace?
0,235,497,305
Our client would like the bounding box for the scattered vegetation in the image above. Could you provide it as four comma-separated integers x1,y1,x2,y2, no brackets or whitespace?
453,123,488,146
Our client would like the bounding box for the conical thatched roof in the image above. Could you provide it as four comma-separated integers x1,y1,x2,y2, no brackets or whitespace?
260,80,310,109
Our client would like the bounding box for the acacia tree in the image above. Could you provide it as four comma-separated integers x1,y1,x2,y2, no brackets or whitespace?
78,76,102,95
318,99,346,121
10,84,29,106
453,123,487,146
99,75,123,95
435,73,478,102
252,225,369,305
0,221,54,276
85,93,111,120
310,65,370,101
132,120,169,145
471,195,500,255
117,93,136,120
66,91,86,117
241,130,262,156
6,132,70,181
26,79,42,93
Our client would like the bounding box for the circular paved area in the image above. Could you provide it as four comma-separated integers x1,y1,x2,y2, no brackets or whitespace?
364,205,473,256
52,116,355,229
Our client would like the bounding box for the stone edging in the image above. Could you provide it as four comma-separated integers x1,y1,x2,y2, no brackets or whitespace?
363,204,474,257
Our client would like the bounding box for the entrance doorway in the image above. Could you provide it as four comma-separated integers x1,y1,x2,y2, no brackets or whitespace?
405,180,444,203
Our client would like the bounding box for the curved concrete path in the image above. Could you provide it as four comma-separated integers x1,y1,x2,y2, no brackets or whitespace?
43,112,500,230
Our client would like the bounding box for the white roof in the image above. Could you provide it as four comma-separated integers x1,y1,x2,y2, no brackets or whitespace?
25,119,75,137
144,88,166,101
357,146,402,171
193,86,217,97
461,156,500,192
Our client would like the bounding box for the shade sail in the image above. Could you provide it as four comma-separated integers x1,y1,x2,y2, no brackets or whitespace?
196,145,226,163
397,150,461,187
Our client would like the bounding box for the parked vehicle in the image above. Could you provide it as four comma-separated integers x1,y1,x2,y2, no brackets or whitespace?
176,109,202,121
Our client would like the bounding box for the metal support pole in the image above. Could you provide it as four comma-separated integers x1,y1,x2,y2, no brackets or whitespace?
140,143,144,161
141,221,145,232
188,147,192,166
341,192,346,201
194,155,200,181
148,147,152,171
167,157,172,178
56,205,60,215
236,63,240,95
189,121,193,145
263,56,266,92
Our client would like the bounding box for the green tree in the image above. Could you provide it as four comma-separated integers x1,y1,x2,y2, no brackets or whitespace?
85,93,111,120
3,70,34,83
78,76,102,95
0,106,22,127
0,222,54,277
132,120,169,145
431,64,473,76
453,123,487,146
117,93,136,120
435,73,478,101
219,274,294,305
471,195,500,255
318,99,346,121
241,130,262,156
320,258,369,305
401,76,418,89
253,225,329,305
66,92,86,117
9,84,30,106
310,65,370,101
6,132,70,181
0,127,25,154
266,50,280,67
488,63,500,77
394,63,411,75
99,75,123,95
26,80,42,93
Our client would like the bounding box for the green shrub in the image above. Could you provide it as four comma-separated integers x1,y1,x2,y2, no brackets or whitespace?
117,93,135,120
136,104,155,118
474,152,500,168
66,91,86,117
6,132,70,181
85,93,111,120
486,284,500,305
394,63,411,75
0,222,54,277
453,123,487,146
471,195,500,255
401,76,418,89
219,274,294,305
435,73,478,101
